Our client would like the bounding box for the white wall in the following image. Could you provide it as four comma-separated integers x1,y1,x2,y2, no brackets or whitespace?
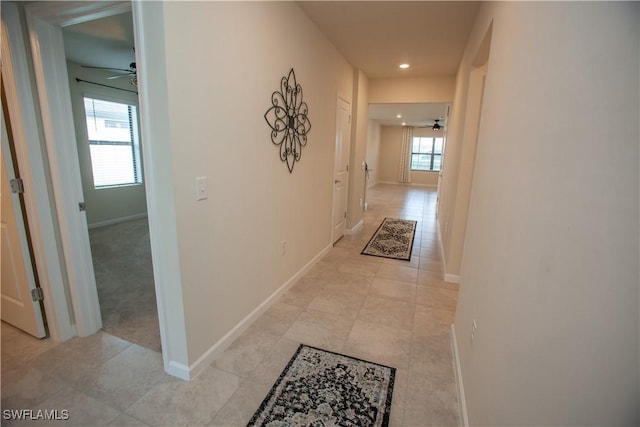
369,76,455,104
66,61,147,227
153,1,354,364
377,125,440,187
453,2,639,425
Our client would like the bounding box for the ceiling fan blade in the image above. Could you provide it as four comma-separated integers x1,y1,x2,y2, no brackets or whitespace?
82,65,134,73
106,73,134,80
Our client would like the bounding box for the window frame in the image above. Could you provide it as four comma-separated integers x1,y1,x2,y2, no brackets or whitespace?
410,136,443,172
82,95,143,189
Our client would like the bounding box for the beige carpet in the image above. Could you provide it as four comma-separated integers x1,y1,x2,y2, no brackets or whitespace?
89,217,161,352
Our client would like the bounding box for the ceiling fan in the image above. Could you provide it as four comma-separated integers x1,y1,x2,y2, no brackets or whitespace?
416,118,445,131
81,62,137,87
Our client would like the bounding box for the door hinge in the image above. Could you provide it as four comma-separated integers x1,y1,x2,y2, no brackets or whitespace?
344,211,347,219
31,287,44,301
79,202,86,212
346,164,349,172
10,178,24,194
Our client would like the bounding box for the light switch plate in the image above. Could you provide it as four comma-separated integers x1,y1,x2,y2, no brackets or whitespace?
196,176,208,201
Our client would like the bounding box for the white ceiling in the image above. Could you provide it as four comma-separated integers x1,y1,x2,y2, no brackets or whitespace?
62,2,479,126
369,103,448,127
62,12,135,70
298,1,480,79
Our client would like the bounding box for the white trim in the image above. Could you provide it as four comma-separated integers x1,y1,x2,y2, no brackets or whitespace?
444,273,461,284
344,219,363,235
451,324,469,427
88,213,148,230
24,1,130,27
25,4,102,337
1,3,75,341
132,0,190,378
377,180,437,188
187,243,333,380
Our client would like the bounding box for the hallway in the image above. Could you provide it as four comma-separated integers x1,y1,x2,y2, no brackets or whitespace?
1,184,460,426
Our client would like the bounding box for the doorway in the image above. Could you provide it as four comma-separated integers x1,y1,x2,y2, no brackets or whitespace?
332,96,351,243
62,15,160,351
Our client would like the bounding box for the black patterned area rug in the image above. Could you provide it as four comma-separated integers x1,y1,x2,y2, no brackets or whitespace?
361,217,417,261
248,344,395,427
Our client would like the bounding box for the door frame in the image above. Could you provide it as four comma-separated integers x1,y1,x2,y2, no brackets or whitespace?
17,0,190,379
1,3,74,341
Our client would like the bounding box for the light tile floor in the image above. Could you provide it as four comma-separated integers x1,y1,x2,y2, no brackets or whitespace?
1,184,460,426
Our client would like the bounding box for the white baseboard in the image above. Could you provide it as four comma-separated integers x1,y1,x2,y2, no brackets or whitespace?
166,360,190,381
88,212,148,229
376,180,437,188
436,217,461,284
451,324,469,427
444,273,461,284
186,243,333,380
345,220,363,235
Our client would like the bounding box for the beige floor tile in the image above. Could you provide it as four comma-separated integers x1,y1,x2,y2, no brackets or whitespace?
416,285,458,311
283,309,353,352
1,366,67,412
388,367,409,427
369,277,417,304
1,323,60,363
413,306,456,337
244,337,301,386
417,270,447,286
403,372,459,427
338,259,381,277
73,344,166,411
342,320,412,369
307,289,366,319
125,366,240,426
322,272,373,295
419,257,444,273
358,295,415,331
31,333,131,386
377,264,419,284
209,379,272,426
212,328,280,376
382,254,420,269
248,301,303,336
108,413,149,426
23,386,121,426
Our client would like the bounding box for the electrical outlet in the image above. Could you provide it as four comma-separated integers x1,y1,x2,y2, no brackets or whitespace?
280,240,286,256
471,320,478,343
359,198,363,207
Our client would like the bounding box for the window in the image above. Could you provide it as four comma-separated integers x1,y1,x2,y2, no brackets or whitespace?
411,137,443,171
83,97,142,188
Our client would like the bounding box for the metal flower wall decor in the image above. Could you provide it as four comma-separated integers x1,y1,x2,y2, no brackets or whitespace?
264,68,312,173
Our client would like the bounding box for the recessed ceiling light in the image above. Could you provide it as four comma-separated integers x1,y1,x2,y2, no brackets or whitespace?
396,114,402,118
402,122,406,126
399,63,410,69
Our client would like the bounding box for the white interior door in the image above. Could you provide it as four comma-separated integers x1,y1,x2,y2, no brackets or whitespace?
1,112,46,338
332,96,351,243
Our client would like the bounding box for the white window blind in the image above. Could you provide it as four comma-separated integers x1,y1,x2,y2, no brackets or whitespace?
84,97,142,188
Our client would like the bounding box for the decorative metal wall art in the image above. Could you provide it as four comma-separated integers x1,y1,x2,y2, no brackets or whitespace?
264,68,311,173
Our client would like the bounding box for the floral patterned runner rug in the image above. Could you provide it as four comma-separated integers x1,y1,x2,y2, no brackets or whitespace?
248,344,395,427
361,217,417,261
